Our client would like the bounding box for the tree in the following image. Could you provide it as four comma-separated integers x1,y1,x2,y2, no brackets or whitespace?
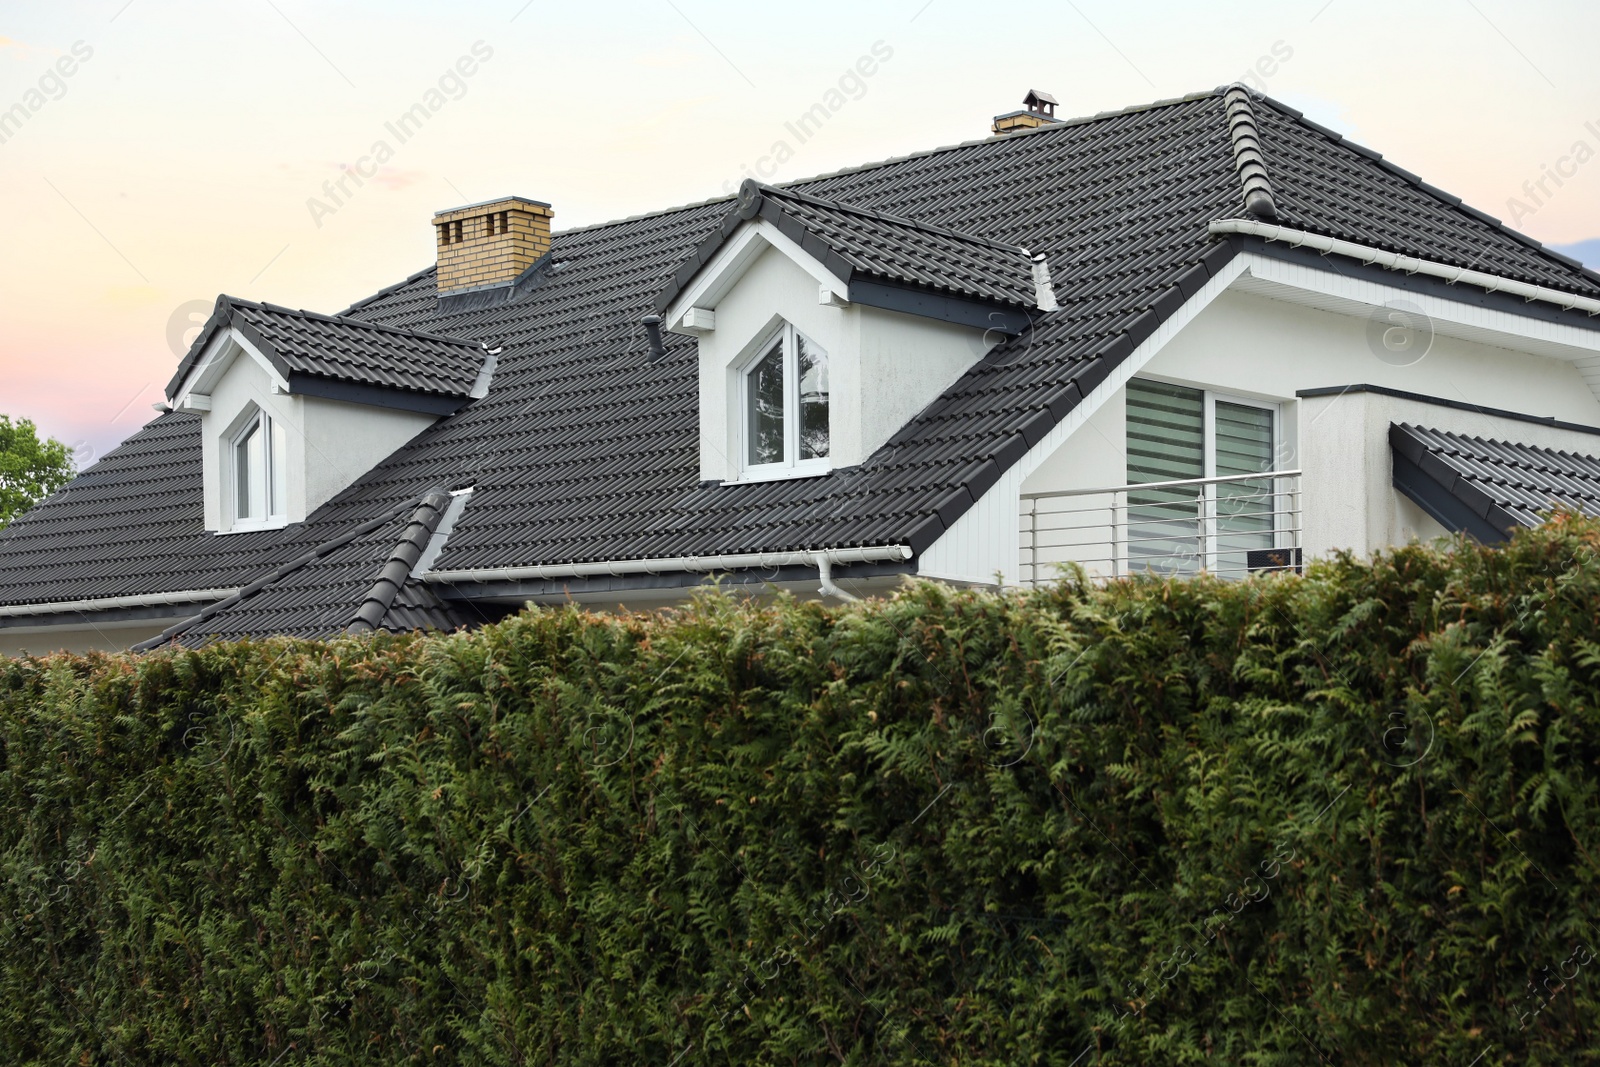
0,415,75,529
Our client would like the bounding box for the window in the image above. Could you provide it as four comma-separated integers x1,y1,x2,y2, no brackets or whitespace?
230,409,287,528
742,322,829,475
1125,379,1282,577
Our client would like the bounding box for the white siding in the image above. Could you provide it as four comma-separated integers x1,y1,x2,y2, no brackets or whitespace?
923,254,1600,584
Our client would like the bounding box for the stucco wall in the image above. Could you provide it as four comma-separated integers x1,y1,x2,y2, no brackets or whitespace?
1143,290,1600,426
299,395,435,517
1299,389,1600,558
200,341,435,532
856,304,993,463
1141,290,1600,560
203,353,304,532
957,281,1600,585
695,243,993,482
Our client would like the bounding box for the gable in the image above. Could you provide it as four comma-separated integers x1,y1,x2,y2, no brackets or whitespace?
693,243,999,482
661,180,1041,338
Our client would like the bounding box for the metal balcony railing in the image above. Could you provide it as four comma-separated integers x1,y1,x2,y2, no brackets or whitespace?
1019,470,1302,586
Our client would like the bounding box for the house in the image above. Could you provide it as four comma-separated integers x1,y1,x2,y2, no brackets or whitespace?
3,85,1600,656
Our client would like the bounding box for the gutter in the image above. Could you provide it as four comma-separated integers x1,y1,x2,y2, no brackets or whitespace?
813,553,859,602
1209,219,1600,318
422,544,914,586
0,588,238,620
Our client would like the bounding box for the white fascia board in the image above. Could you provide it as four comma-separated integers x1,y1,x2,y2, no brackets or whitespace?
170,329,237,408
1016,257,1253,486
919,256,1252,586
1232,252,1600,405
230,328,293,394
680,308,717,332
664,219,850,335
1211,219,1600,318
0,588,239,619
1234,252,1600,359
173,326,291,408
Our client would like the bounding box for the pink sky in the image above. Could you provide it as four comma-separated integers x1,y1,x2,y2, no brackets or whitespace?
2,0,1597,465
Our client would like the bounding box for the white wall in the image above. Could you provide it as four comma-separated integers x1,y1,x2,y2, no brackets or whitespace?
299,395,435,517
1144,290,1600,425
1300,389,1600,558
1142,290,1600,560
694,243,993,482
932,273,1600,586
856,304,994,463
200,336,435,532
203,353,304,532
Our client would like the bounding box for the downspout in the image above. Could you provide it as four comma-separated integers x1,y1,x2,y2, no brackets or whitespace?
813,552,858,602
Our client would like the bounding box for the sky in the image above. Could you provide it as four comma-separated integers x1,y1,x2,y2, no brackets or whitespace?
1,0,1597,466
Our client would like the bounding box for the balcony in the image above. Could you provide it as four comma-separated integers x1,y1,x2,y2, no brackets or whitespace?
1020,470,1303,586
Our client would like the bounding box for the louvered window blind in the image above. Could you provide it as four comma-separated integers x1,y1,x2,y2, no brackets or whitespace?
1125,380,1277,575
1126,380,1205,573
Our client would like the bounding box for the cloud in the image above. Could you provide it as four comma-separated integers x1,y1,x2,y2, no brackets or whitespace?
370,167,428,191
325,163,428,191
1552,238,1600,271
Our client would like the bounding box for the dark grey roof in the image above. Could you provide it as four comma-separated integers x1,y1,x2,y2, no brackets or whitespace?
1390,423,1600,541
6,87,1600,640
655,180,1038,314
132,489,468,649
165,295,489,401
347,488,453,634
1225,86,1278,220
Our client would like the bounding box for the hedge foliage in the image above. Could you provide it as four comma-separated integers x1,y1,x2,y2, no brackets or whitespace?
4,519,1600,1064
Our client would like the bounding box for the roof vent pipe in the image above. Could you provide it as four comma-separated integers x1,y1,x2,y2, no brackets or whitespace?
1031,253,1059,312
642,315,667,362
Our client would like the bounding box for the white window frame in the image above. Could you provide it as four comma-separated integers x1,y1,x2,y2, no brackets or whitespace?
1125,379,1288,574
737,320,831,482
1202,389,1283,481
1204,388,1284,557
227,407,288,532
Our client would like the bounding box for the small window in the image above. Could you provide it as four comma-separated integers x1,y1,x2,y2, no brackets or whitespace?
742,322,829,475
231,409,287,528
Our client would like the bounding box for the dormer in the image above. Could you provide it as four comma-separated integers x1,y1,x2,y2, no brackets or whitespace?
659,179,1055,483
165,296,493,533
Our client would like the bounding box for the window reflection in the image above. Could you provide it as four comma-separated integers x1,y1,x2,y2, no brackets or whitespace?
746,340,786,466
743,323,829,472
798,334,829,461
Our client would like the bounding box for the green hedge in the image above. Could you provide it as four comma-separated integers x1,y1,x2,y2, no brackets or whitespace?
4,519,1600,1064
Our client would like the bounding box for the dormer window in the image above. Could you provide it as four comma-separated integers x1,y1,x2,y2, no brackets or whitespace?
743,321,829,476
231,408,288,530
167,296,490,533
658,180,1028,484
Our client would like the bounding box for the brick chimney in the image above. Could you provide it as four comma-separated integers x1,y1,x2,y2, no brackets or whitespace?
433,196,553,295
